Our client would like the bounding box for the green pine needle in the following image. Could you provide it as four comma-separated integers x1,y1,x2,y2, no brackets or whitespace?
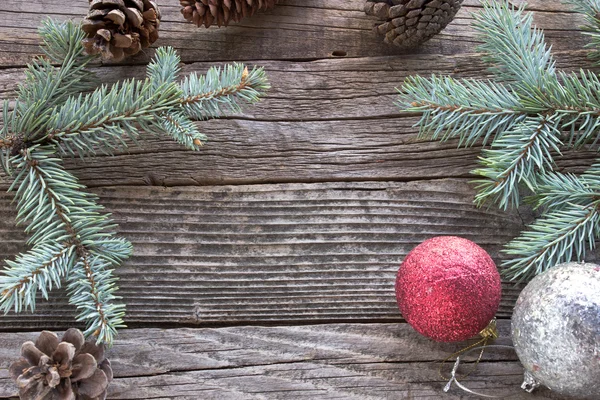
563,0,600,63
397,0,600,280
0,20,269,345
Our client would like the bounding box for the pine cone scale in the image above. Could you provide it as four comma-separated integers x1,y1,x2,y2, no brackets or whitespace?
71,353,97,383
365,0,462,48
21,342,45,366
180,0,277,28
83,0,161,61
10,329,113,400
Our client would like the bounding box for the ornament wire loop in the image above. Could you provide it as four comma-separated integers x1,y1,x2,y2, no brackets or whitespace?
443,345,521,398
439,319,498,382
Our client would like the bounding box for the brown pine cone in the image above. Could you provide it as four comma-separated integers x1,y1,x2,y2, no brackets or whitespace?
82,0,161,61
180,0,277,28
364,0,463,49
9,329,113,400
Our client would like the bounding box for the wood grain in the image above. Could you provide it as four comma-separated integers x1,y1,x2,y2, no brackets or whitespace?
0,0,589,67
0,1,596,188
0,180,527,330
0,54,597,188
0,321,568,399
0,1,592,398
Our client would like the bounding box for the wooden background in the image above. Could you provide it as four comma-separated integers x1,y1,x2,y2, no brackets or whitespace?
0,1,595,398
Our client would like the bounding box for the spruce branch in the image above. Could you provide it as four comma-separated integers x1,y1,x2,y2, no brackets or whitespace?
18,20,96,111
147,46,181,90
6,146,130,345
399,75,528,147
502,201,600,281
472,116,563,209
529,169,598,210
180,63,270,120
41,79,182,157
152,110,207,150
563,0,600,64
503,163,600,280
474,0,557,92
0,20,269,345
68,253,126,342
0,242,75,313
396,0,600,279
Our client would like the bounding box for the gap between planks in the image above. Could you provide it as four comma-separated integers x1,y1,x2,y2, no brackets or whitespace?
0,179,542,331
0,320,564,399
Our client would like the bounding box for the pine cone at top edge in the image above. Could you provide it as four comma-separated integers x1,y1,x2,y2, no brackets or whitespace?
9,329,113,400
82,0,161,61
180,0,278,28
364,0,463,49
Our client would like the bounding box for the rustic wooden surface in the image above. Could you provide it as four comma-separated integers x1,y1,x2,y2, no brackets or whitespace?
0,321,574,399
0,0,593,398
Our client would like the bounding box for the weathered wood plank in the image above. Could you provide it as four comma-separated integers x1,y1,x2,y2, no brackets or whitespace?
0,321,565,399
0,1,596,188
0,52,597,188
0,180,530,330
0,0,590,67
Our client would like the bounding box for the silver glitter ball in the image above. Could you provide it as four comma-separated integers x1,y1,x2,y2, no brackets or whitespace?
511,262,600,399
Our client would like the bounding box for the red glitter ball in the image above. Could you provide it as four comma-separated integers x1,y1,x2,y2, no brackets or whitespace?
395,236,502,342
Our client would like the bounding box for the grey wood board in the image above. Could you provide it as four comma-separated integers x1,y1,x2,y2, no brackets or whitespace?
0,0,588,67
0,53,596,187
0,321,566,399
0,180,528,330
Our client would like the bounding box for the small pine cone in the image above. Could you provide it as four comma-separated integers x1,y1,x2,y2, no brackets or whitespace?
364,0,463,49
180,0,278,28
82,0,161,61
9,329,113,400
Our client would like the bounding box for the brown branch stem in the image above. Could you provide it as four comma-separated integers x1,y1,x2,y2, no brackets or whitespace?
494,119,550,187
180,67,249,106
23,153,108,333
0,245,71,298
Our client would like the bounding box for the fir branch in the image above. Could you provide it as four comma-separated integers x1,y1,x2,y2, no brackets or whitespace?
40,79,182,156
147,46,181,90
563,0,600,64
6,146,131,345
0,19,269,345
0,242,75,313
68,254,126,342
18,20,96,112
529,169,598,210
472,116,563,209
474,0,557,92
399,75,528,146
502,201,600,281
181,63,270,120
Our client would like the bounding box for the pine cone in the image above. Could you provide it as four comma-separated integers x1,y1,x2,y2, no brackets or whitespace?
9,329,113,400
364,0,463,48
180,0,277,28
82,0,161,61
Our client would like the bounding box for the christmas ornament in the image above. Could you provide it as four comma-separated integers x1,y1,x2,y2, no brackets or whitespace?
396,236,502,342
512,262,600,399
364,0,463,49
180,0,278,28
82,0,161,61
9,328,113,400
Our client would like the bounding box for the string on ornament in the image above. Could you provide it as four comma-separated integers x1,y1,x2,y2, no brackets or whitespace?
444,344,521,398
438,318,499,382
